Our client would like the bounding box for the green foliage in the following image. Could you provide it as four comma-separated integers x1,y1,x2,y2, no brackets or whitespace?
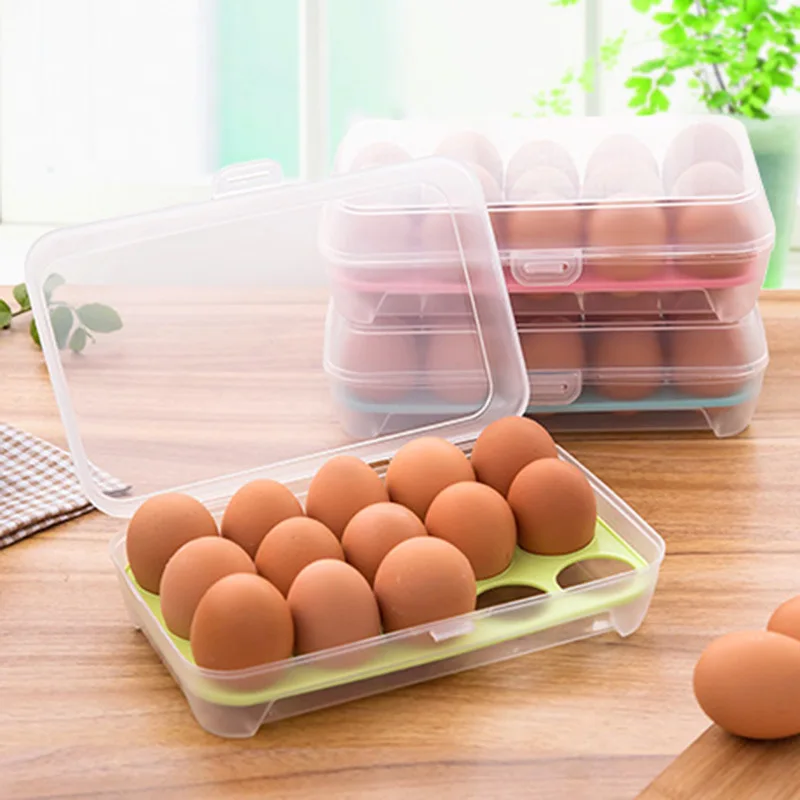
627,0,800,118
1,274,122,353
522,30,627,117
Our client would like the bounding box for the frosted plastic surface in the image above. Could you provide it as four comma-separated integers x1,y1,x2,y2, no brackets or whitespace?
25,159,528,517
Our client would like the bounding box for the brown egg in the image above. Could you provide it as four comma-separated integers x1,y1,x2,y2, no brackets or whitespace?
672,162,755,279
338,326,419,403
306,456,389,539
663,122,744,192
221,479,304,558
255,517,344,596
160,537,255,639
583,158,664,201
519,323,585,372
435,130,504,186
669,326,748,398
471,416,557,497
419,162,503,251
287,559,381,655
506,140,580,194
348,141,412,171
592,329,664,401
189,573,293,670
508,459,596,555
374,537,477,632
424,331,489,406
425,482,516,579
693,630,800,740
503,168,582,250
126,493,218,594
386,436,475,519
342,502,428,585
768,595,800,642
586,201,669,282
585,135,660,181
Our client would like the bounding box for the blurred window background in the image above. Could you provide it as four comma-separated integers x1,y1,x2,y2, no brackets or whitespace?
0,0,798,278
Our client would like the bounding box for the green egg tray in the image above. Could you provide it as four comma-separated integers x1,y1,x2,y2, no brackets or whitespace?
127,517,651,708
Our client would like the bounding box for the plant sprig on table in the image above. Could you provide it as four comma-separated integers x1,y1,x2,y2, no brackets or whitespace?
1,273,122,353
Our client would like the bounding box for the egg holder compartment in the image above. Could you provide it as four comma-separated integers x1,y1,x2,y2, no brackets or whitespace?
116,514,649,711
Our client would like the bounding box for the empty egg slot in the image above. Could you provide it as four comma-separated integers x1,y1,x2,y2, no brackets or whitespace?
476,584,548,610
556,557,636,590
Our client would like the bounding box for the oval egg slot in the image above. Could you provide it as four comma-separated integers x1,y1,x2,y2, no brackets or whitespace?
556,556,636,590
475,584,548,610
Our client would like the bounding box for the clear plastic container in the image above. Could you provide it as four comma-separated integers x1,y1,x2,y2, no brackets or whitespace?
25,157,664,737
329,115,775,325
325,308,768,440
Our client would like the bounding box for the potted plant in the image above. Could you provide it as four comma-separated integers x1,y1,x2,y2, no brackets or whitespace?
624,0,800,287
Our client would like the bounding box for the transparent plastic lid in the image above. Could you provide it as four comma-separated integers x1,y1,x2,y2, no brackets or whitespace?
26,158,529,518
332,115,775,275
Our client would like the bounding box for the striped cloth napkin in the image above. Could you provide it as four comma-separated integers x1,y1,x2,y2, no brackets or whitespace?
1,423,128,548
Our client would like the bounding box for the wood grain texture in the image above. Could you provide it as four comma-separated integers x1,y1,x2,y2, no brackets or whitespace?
1,291,799,800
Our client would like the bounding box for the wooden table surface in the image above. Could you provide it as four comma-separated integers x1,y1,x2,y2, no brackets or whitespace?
2,289,800,800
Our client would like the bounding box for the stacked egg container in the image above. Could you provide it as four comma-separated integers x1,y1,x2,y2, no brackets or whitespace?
325,116,773,438
26,157,664,736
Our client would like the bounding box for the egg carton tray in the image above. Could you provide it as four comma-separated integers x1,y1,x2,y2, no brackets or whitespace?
120,516,649,712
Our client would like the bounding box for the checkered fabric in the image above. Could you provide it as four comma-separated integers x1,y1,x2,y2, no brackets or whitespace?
1,423,128,548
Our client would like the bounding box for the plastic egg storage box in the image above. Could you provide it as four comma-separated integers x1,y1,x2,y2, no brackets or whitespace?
330,115,774,326
325,307,768,439
26,158,664,737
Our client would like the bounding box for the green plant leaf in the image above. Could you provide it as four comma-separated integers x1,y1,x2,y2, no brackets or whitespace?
13,283,31,311
661,23,687,46
0,299,11,329
69,327,88,354
688,77,701,88
628,89,649,108
744,0,768,22
632,0,660,11
43,273,65,301
657,72,676,86
636,58,666,72
625,75,653,91
665,51,695,69
672,0,692,13
30,318,41,347
708,90,732,109
76,303,122,333
578,59,596,93
650,88,670,112
654,11,676,24
770,69,794,88
50,306,74,349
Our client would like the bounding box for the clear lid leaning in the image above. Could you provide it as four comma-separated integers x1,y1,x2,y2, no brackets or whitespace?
26,158,529,519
